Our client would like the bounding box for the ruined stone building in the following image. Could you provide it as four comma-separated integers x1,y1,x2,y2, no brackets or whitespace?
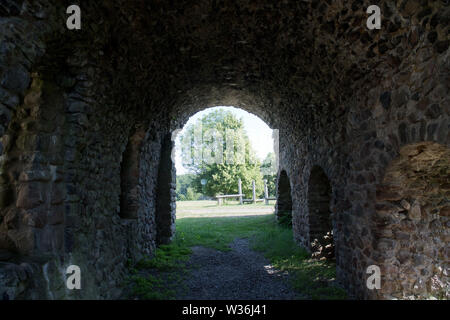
0,0,448,299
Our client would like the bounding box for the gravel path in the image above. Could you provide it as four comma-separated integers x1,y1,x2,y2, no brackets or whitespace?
176,238,300,300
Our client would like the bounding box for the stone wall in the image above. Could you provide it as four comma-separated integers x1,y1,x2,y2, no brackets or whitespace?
0,0,448,299
0,1,173,299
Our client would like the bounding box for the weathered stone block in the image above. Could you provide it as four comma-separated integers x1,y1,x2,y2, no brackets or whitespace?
408,201,422,220
439,206,450,217
15,134,38,151
50,183,65,205
376,186,402,201
48,205,64,225
29,207,47,229
16,182,45,209
0,87,19,108
7,227,33,254
400,199,411,210
0,65,30,94
19,170,51,182
400,0,421,16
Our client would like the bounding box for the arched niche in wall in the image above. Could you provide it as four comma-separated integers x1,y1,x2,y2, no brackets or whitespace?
374,141,449,299
276,170,292,226
155,132,176,245
120,129,146,219
308,165,334,260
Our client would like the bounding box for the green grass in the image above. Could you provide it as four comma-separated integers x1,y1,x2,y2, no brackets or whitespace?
175,215,272,251
249,216,347,300
127,201,347,300
129,274,175,300
126,244,191,300
136,244,192,271
176,200,218,208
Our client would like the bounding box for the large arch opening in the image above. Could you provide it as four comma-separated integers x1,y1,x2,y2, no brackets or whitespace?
374,142,449,299
174,106,277,215
146,105,295,300
308,166,334,260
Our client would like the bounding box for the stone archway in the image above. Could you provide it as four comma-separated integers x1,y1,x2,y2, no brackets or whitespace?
308,166,334,260
374,142,450,299
170,103,278,200
0,0,448,300
275,170,292,226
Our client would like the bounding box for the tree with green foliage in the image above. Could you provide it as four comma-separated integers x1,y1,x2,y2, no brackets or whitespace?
180,109,259,172
185,187,199,201
176,174,201,200
192,163,264,198
179,109,264,198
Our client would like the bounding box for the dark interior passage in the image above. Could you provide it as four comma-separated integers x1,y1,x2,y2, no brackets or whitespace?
0,0,448,300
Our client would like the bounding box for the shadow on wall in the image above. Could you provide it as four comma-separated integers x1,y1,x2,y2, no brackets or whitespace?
374,141,449,300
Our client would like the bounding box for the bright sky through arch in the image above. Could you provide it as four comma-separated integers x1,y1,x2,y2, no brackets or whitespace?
174,106,274,175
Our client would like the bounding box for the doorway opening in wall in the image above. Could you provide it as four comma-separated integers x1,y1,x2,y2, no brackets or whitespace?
276,170,293,227
308,166,335,260
303,165,344,298
172,108,280,288
174,106,277,220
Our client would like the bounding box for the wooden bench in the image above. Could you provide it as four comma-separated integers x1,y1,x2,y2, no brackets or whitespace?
215,194,244,205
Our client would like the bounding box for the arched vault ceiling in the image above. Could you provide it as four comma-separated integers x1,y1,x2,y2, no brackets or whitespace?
87,0,448,119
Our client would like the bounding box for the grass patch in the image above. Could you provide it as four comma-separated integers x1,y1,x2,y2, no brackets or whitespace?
126,244,191,300
129,274,176,300
174,214,347,299
250,218,347,300
175,215,271,251
136,244,192,271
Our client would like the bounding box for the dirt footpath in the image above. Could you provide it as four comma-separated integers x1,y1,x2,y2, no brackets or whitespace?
176,238,301,300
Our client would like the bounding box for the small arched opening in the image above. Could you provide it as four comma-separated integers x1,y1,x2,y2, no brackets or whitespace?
275,170,292,226
155,133,176,245
308,166,334,260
